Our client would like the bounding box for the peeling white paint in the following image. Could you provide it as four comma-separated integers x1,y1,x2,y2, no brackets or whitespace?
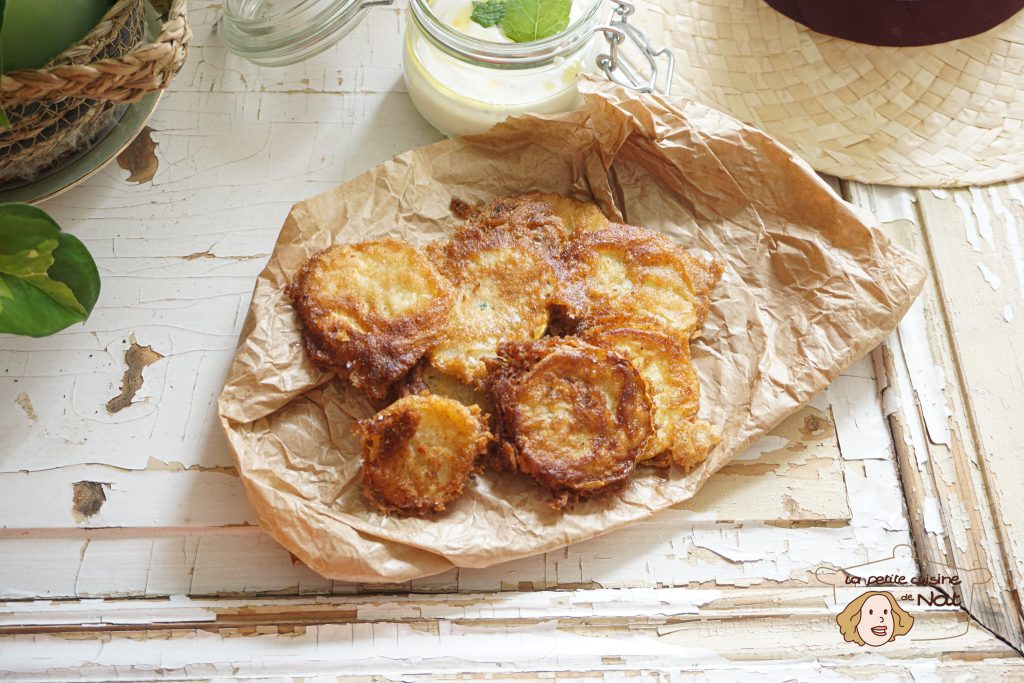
880,387,901,417
690,536,767,563
1004,305,1014,323
923,496,945,535
954,192,983,253
896,299,951,447
845,459,911,535
1002,184,1024,304
888,337,931,468
869,186,916,223
969,187,995,247
978,263,1002,290
734,435,790,461
827,371,893,461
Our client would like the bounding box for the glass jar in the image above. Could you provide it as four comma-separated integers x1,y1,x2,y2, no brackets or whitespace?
404,0,604,136
219,0,390,67
219,0,671,134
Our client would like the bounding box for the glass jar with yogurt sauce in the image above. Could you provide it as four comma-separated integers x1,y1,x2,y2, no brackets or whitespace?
219,0,672,136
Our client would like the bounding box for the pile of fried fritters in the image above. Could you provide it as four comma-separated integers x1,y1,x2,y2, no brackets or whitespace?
287,193,723,516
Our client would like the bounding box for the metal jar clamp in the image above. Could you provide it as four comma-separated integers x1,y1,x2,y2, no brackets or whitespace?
596,0,675,95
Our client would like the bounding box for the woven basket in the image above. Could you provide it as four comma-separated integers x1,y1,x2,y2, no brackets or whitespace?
0,0,191,183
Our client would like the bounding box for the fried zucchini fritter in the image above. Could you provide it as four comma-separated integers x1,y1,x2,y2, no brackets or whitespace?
452,193,610,244
525,192,611,237
488,338,653,505
426,225,559,386
356,394,492,516
580,323,721,470
402,361,496,418
287,240,454,400
557,224,723,340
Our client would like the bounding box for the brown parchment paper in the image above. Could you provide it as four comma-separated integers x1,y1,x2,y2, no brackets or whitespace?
217,78,926,584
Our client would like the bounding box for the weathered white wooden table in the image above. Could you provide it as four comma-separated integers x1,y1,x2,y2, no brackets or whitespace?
2,3,1023,679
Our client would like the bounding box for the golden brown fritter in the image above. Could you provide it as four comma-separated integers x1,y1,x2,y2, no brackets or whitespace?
452,193,562,232
580,322,721,470
402,361,496,418
287,240,454,401
356,394,492,516
449,194,565,257
557,223,723,340
487,338,653,506
426,225,560,386
450,191,611,258
452,193,610,244
526,192,611,236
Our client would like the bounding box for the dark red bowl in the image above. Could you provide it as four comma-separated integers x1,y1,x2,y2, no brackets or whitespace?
764,0,1024,46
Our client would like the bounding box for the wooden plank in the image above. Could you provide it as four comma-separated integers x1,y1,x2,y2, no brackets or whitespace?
0,468,253,530
915,183,1024,648
0,588,1016,679
844,182,1024,652
0,520,913,600
0,405,848,531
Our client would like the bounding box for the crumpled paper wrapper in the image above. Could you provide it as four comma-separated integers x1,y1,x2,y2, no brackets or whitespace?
218,78,926,583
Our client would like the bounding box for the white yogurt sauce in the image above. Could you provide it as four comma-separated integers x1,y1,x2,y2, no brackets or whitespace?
404,0,597,136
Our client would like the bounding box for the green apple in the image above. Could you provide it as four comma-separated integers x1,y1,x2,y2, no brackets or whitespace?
1,0,113,73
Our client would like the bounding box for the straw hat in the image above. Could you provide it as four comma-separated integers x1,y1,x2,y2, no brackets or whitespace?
648,0,1024,187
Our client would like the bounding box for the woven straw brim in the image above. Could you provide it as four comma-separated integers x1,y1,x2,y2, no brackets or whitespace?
646,0,1024,187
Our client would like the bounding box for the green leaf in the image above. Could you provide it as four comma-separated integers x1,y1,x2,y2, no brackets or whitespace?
471,0,506,28
49,233,101,314
502,0,570,42
0,203,100,337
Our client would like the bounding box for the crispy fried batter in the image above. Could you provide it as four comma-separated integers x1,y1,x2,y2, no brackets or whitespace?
356,394,492,516
525,192,611,236
449,194,565,256
287,240,454,400
451,192,611,245
580,322,721,470
401,361,502,468
557,223,723,340
402,361,496,417
426,225,559,385
452,193,563,233
487,338,653,505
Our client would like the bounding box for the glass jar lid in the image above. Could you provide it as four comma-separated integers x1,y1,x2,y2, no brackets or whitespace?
219,0,393,67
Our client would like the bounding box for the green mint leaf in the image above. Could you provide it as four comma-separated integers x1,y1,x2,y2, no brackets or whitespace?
502,0,571,42
471,0,506,28
0,203,100,337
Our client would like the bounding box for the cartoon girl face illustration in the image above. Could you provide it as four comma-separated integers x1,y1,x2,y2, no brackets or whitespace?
836,591,914,646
